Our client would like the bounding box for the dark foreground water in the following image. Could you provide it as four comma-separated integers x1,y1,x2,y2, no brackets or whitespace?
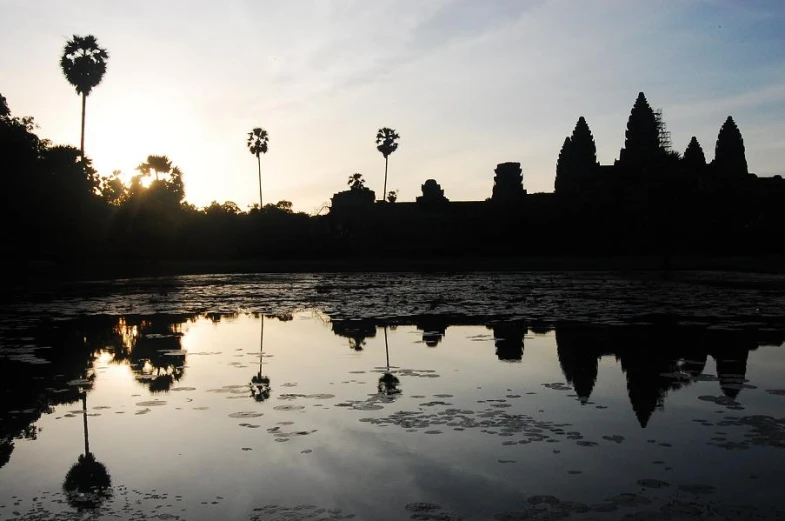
2,273,785,520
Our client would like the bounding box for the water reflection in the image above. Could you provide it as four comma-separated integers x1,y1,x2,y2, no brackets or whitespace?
490,321,526,362
62,390,112,510
107,315,194,393
555,324,761,427
415,317,447,347
378,326,401,397
0,318,101,470
250,314,271,401
332,318,376,351
1,311,784,477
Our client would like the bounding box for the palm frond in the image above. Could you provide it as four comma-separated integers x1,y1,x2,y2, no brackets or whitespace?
247,127,270,156
375,127,400,157
60,34,109,95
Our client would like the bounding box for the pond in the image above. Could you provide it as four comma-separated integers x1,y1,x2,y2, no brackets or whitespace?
2,273,785,521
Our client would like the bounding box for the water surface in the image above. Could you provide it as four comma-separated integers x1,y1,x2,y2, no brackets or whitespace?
2,308,785,520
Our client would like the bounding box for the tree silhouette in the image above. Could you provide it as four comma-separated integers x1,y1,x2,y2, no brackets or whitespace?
713,116,748,177
348,172,366,190
99,170,128,206
376,127,400,201
135,155,185,196
275,200,293,213
60,35,109,159
41,145,100,197
683,136,706,170
0,93,9,118
247,127,269,207
386,190,398,203
206,200,241,216
136,154,172,182
618,92,660,166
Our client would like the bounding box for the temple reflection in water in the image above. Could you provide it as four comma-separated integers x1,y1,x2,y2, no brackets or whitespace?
1,310,782,478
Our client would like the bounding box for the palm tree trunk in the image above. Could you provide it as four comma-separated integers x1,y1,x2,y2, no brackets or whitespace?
80,93,86,159
257,154,263,208
383,156,389,202
82,393,90,456
259,315,264,377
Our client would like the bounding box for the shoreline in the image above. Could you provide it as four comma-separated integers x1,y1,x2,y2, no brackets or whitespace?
16,253,785,282
5,267,785,330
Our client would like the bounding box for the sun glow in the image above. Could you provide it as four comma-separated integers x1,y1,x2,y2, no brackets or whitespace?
87,89,197,195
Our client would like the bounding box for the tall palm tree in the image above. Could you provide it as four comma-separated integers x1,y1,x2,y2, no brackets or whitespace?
60,35,109,159
247,128,269,208
376,127,400,201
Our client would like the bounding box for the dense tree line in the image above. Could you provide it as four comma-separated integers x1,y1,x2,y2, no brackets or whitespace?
0,94,328,275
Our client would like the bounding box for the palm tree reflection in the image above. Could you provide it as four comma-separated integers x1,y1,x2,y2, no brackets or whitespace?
110,317,187,393
332,319,376,351
250,315,271,401
378,326,401,397
62,388,111,510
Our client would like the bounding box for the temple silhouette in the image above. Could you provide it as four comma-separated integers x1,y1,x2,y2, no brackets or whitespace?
327,92,785,262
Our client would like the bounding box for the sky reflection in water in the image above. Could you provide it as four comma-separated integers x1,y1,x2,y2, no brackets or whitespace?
1,312,784,521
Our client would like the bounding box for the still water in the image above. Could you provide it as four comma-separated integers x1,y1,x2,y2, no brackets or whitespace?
1,310,785,520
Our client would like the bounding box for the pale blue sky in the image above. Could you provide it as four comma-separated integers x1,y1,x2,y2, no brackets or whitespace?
1,0,784,212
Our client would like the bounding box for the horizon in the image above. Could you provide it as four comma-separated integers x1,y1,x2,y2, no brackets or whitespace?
2,1,784,213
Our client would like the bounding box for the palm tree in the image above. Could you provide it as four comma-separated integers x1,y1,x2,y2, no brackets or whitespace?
348,172,365,190
60,35,109,159
136,154,173,181
376,127,400,201
247,128,269,208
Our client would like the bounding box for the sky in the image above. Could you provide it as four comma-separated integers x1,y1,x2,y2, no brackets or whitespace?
1,0,784,213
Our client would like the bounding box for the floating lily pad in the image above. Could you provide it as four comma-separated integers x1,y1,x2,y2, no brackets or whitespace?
636,479,670,489
677,484,716,495
273,405,305,411
229,411,264,418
